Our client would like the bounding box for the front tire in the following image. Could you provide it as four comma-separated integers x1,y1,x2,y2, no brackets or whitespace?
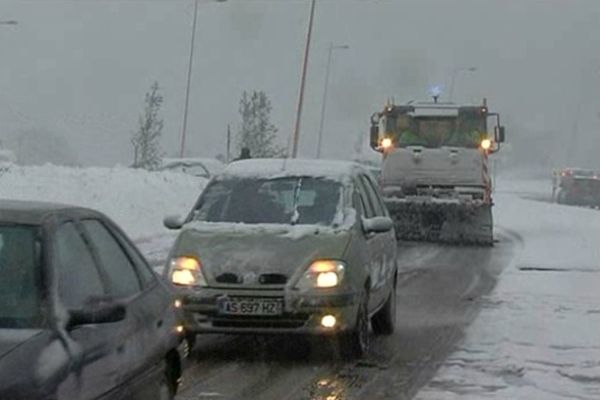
372,282,396,335
158,364,177,400
341,288,370,358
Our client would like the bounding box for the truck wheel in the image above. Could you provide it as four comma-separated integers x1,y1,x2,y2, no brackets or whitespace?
341,288,370,358
372,283,396,335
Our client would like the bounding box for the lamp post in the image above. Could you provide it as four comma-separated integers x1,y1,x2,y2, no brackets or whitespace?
448,66,476,102
315,43,348,159
290,0,316,158
179,0,226,158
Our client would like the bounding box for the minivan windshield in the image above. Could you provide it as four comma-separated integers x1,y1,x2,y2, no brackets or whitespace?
0,225,43,329
193,177,342,226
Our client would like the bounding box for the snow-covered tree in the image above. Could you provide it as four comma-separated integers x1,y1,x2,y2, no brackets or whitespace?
132,81,164,170
236,90,284,158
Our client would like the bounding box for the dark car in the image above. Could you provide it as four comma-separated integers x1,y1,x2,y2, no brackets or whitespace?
163,159,398,357
0,200,182,400
553,167,600,207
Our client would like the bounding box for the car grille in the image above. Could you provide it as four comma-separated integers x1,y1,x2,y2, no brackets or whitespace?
258,273,287,285
211,314,309,329
214,272,288,286
215,273,241,284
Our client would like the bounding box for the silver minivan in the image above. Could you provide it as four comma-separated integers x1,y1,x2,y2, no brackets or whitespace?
163,159,398,357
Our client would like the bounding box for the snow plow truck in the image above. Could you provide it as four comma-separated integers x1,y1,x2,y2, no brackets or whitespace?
369,98,506,245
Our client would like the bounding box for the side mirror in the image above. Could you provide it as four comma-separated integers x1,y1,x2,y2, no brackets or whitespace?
370,125,379,150
496,126,506,143
362,216,393,234
67,302,126,330
164,214,185,230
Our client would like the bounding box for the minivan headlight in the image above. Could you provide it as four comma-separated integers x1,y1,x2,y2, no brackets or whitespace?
296,260,346,289
169,256,207,287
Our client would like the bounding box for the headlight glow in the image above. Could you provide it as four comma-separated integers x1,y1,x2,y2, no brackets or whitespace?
481,138,492,151
296,260,346,289
316,271,339,288
381,137,393,149
169,256,207,287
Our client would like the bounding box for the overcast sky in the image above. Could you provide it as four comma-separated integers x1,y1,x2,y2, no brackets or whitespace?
1,0,599,167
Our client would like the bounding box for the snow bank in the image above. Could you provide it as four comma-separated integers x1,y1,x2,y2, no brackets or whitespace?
0,164,206,238
417,184,600,399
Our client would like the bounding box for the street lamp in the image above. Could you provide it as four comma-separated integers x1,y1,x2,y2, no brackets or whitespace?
290,0,316,158
316,43,348,159
448,66,476,102
179,0,226,158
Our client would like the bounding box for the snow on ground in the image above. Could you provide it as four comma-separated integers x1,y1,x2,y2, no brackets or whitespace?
495,176,552,200
0,164,206,239
417,179,600,399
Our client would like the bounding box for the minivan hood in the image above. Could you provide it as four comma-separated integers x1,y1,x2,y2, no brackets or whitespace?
172,222,352,286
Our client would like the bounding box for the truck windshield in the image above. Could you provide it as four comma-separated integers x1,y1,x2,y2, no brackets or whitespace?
389,113,486,148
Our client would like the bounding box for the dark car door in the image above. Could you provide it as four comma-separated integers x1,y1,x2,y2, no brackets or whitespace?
80,219,172,398
52,221,125,400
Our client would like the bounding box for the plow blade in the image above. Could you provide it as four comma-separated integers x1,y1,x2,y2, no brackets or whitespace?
385,200,494,246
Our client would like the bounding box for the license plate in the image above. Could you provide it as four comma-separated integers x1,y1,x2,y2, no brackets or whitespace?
218,298,283,316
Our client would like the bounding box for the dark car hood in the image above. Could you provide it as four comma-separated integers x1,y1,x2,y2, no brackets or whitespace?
0,329,42,360
173,222,352,286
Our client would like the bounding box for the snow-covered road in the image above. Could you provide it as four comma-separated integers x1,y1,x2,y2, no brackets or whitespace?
417,181,600,400
2,164,597,399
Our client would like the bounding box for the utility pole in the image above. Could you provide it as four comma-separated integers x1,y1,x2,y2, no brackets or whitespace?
179,0,199,158
179,0,228,158
290,0,316,158
316,43,348,159
226,124,231,163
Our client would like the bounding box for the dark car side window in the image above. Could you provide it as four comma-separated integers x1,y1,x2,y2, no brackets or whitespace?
82,220,141,298
109,226,157,288
55,222,106,308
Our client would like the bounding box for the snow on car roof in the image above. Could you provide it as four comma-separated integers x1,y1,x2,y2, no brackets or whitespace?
162,157,224,167
220,158,363,181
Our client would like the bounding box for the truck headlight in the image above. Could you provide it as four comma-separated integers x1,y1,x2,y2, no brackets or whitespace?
381,137,393,149
481,138,492,151
296,260,346,289
169,256,207,287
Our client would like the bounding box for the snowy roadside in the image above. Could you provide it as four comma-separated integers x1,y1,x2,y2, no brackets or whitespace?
0,164,205,264
417,182,600,399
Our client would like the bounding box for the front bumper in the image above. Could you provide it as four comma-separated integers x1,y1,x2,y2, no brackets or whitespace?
175,286,360,335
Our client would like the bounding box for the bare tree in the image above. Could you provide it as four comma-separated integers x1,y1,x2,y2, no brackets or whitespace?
237,90,284,158
132,81,164,170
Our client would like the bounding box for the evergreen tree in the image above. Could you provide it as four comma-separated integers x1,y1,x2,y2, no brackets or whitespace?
132,81,164,170
237,90,284,158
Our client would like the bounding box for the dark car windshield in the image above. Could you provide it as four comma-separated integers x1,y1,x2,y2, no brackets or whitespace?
193,177,342,226
0,225,44,329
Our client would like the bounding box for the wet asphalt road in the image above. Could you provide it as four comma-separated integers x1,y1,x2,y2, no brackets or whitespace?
168,232,516,400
